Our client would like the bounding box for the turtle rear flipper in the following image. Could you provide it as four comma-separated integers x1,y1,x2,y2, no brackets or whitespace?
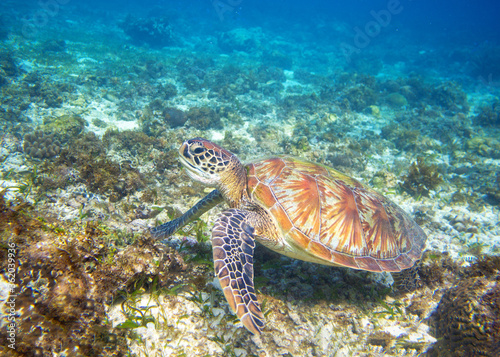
212,209,265,335
150,189,223,239
392,260,421,292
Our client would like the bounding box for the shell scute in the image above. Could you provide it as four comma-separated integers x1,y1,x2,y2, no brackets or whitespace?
307,240,333,262
248,156,426,271
269,204,293,234
395,253,413,268
355,188,400,259
330,251,359,268
288,227,310,250
354,256,383,272
285,157,330,177
383,201,424,254
376,258,403,272
318,177,366,256
252,182,277,208
252,157,285,184
271,167,321,239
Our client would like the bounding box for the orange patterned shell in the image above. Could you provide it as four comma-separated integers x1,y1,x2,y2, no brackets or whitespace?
246,157,426,272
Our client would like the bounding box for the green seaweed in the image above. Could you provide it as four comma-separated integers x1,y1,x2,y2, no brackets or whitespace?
401,157,443,197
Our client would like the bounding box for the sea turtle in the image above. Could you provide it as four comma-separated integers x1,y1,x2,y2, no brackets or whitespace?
151,138,427,335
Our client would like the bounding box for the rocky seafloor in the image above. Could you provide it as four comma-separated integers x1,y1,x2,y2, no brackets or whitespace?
0,3,499,356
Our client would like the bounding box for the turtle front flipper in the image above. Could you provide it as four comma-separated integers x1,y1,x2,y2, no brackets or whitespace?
150,189,223,240
212,209,265,335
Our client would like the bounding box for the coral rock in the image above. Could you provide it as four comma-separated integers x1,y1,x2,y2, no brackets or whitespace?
429,277,500,356
23,130,62,159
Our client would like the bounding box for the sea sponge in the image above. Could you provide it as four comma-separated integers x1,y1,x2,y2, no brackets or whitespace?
23,130,62,159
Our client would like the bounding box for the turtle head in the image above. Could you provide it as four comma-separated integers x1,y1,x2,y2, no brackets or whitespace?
179,138,238,186
179,138,247,205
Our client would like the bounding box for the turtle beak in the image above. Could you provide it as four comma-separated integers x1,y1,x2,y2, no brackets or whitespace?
179,141,189,158
178,141,196,172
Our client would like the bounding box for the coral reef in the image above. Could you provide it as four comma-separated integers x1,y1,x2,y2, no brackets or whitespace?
255,64,286,83
342,84,378,111
469,43,500,79
186,107,223,130
365,104,381,117
164,107,187,128
0,3,498,355
431,82,469,114
80,159,145,202
401,157,443,197
140,102,187,135
385,92,408,108
156,83,178,100
43,114,87,142
261,50,293,69
120,15,173,47
326,148,366,173
474,100,500,126
0,193,187,356
57,132,105,167
0,50,17,77
202,64,259,100
381,122,422,151
218,27,263,53
1,71,74,109
40,39,67,53
281,93,318,114
102,129,158,156
333,74,379,112
485,173,500,205
429,278,500,357
23,130,62,159
465,136,500,158
42,131,149,202
347,52,383,75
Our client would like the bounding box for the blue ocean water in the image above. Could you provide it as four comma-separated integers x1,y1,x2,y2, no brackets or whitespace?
1,0,499,356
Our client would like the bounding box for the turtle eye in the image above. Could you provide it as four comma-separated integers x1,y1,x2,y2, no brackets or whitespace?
193,147,206,154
